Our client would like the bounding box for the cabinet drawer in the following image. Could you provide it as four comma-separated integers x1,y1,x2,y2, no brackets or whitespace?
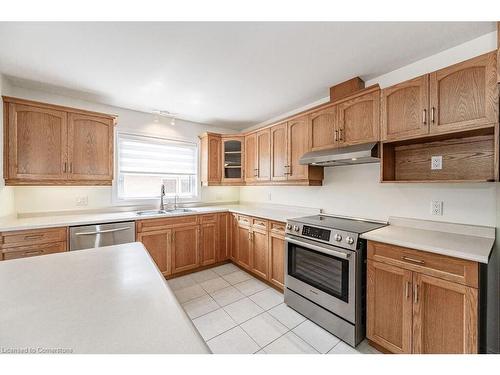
237,215,251,227
0,227,67,248
367,241,478,288
252,218,268,232
2,241,67,260
200,214,218,224
137,215,199,232
270,221,286,236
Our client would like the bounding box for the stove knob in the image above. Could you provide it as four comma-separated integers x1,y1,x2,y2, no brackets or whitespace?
334,234,342,242
346,236,354,245
293,225,300,232
286,224,292,230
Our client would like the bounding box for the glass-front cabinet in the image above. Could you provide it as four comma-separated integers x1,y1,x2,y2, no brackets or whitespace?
221,136,244,184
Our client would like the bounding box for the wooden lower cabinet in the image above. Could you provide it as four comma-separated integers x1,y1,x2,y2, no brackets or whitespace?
200,222,217,266
217,212,230,262
367,261,413,354
367,241,479,354
236,225,252,269
268,229,285,289
1,227,68,261
251,228,268,279
171,225,200,274
136,229,172,276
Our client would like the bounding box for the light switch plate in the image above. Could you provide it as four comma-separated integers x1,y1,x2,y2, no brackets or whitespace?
431,200,443,216
431,155,443,170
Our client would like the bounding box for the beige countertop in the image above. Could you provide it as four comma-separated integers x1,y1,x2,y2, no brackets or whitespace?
360,216,495,264
0,242,210,354
0,204,319,232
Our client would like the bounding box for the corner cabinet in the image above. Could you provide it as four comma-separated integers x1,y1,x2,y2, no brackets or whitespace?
3,96,115,186
367,241,479,354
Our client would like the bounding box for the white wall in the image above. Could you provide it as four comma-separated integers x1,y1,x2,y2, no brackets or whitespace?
0,75,15,217
240,31,498,227
3,84,240,214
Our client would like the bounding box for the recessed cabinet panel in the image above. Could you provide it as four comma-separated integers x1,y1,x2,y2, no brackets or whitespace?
310,105,337,151
171,225,200,273
251,230,268,279
7,103,68,181
244,133,257,183
68,113,113,181
137,229,171,276
381,75,429,141
256,129,271,181
270,122,288,181
287,116,310,181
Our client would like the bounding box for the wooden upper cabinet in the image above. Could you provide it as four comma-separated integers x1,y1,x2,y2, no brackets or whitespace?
3,97,115,186
68,113,113,181
310,105,337,151
6,103,68,182
381,75,429,141
412,273,478,354
244,133,257,183
270,122,288,181
337,89,380,146
256,129,271,181
137,229,171,276
429,51,498,134
200,133,222,185
221,136,244,184
367,260,413,354
287,115,310,181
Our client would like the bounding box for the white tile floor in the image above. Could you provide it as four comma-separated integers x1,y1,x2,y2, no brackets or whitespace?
169,263,381,354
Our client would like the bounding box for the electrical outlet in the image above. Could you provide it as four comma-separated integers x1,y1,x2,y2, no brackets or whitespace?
76,196,88,207
431,155,443,170
431,200,443,216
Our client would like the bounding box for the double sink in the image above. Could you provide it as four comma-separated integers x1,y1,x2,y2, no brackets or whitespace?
135,208,195,216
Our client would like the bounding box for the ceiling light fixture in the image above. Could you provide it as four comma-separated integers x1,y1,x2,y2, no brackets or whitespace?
152,110,178,126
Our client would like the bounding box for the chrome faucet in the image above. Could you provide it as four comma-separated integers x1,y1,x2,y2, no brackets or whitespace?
160,184,166,211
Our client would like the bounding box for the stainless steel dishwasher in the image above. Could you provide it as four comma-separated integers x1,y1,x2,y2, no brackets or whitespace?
69,221,136,251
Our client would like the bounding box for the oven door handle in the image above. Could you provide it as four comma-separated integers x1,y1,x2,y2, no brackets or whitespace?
286,237,351,259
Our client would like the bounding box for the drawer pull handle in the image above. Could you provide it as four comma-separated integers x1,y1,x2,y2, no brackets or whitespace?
414,284,419,304
24,235,44,240
402,256,425,265
405,281,410,299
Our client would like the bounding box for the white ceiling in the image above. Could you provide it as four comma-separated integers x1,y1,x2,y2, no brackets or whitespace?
0,22,496,129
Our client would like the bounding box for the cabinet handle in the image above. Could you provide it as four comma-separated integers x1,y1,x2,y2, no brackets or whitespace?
69,162,73,173
431,107,435,123
422,109,427,124
24,250,42,256
405,281,410,299
334,130,338,142
402,256,425,265
338,128,343,141
172,232,175,242
63,162,67,173
414,284,419,304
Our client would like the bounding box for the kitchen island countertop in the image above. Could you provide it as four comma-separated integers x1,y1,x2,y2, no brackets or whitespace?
0,242,210,354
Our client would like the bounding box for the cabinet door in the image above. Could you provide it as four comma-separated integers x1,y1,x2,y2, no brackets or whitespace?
200,222,217,266
171,225,200,274
337,90,380,146
244,133,257,183
251,230,268,279
67,113,114,181
429,51,498,134
268,232,285,289
7,103,68,181
412,273,478,354
256,129,271,181
216,212,229,262
230,214,238,261
221,137,244,183
367,261,413,354
287,116,310,181
237,225,251,269
137,229,171,276
208,135,222,183
310,105,337,151
270,122,288,181
381,75,429,141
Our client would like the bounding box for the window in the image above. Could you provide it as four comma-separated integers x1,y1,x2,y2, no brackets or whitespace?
116,133,198,201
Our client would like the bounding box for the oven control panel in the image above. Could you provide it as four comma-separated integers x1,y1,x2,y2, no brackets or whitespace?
302,225,331,241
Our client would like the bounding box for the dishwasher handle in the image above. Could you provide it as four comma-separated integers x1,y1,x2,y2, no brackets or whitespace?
74,227,131,236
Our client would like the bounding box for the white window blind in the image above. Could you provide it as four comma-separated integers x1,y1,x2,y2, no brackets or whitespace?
117,133,198,200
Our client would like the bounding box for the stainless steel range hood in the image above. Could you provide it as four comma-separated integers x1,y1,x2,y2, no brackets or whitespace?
299,142,380,167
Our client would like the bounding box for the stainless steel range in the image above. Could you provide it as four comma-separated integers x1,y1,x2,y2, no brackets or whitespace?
284,214,386,347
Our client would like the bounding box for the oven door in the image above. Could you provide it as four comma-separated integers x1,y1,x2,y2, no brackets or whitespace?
285,235,356,323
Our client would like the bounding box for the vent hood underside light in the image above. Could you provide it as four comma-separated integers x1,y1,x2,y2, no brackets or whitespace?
299,142,380,167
